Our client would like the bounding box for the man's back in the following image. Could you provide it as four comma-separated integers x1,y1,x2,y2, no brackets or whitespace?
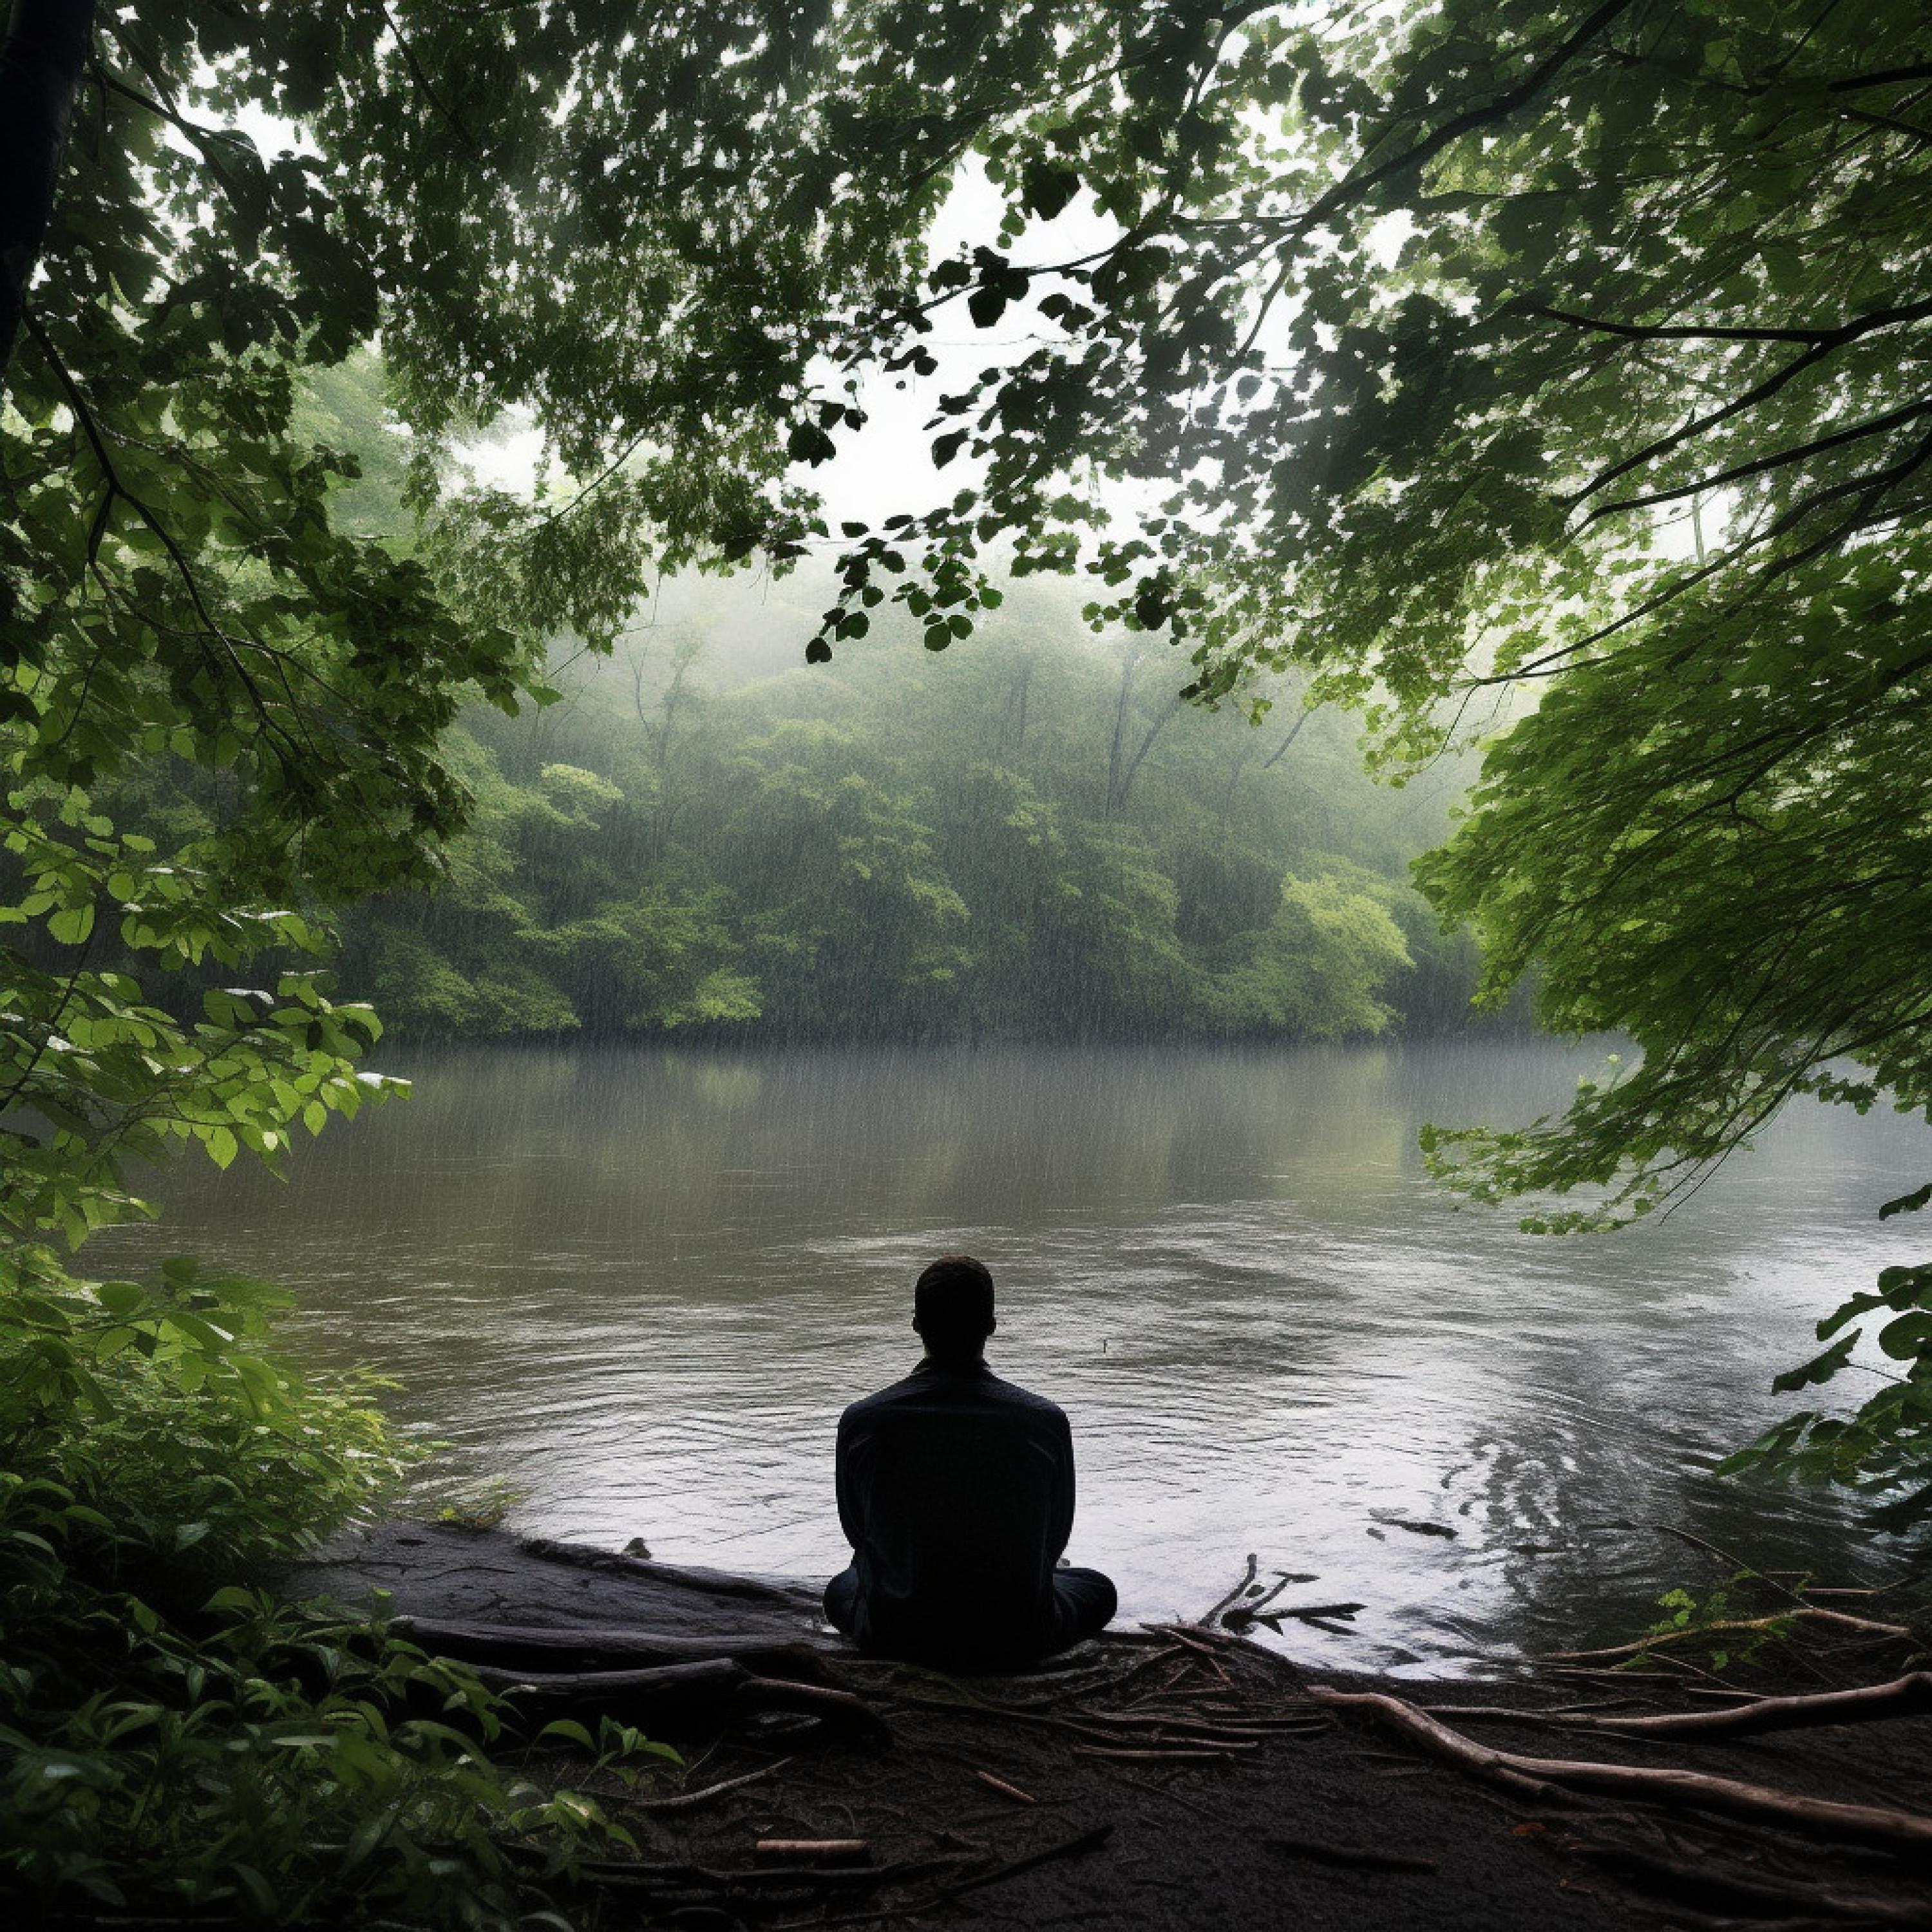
834,1359,1074,1669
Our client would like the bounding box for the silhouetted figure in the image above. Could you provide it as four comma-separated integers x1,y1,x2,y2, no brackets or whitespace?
824,1255,1117,1671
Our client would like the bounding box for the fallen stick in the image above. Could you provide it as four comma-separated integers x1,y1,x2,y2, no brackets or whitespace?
577,1851,975,1889
1101,1642,1189,1692
1420,1705,1629,1724
1544,1665,1709,1683
1543,1605,1914,1663
1266,1835,1437,1875
1072,1743,1246,1762
1141,1623,1234,1683
974,1769,1037,1804
941,1823,1113,1898
634,1758,793,1810
1143,1620,1310,1683
471,1656,746,1720
1311,1687,1932,1853
757,1840,869,1863
1073,1710,1287,1739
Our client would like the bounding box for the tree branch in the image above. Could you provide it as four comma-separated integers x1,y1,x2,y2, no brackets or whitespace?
1582,393,1932,523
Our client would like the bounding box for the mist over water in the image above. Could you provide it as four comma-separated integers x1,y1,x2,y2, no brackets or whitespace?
95,1039,1932,1676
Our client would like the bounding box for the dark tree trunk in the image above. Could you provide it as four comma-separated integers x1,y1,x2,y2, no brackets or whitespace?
0,0,95,388
1104,654,1135,813
1112,701,1176,813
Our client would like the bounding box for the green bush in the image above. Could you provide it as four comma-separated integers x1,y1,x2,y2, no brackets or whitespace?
0,1255,647,1926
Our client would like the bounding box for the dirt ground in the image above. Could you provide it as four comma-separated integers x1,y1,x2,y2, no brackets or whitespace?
288,1524,1932,1931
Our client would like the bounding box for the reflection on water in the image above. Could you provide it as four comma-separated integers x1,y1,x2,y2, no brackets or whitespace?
93,1039,1932,1675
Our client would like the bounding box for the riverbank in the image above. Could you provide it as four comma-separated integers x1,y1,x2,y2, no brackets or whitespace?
287,1523,1932,1930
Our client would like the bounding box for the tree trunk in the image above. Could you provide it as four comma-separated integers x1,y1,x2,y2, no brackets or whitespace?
1112,702,1177,812
0,0,95,389
1104,653,1135,813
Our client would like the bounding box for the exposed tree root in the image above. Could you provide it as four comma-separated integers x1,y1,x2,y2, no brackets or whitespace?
1310,1687,1932,1854
1582,1671,1932,1741
1430,1674,1932,1742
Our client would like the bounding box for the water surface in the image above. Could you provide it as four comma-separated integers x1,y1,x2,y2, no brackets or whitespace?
96,1039,1932,1674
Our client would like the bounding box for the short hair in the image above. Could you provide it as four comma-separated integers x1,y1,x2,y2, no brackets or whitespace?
914,1254,995,1357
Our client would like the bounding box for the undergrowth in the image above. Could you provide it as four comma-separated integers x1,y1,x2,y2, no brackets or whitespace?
0,1248,663,1927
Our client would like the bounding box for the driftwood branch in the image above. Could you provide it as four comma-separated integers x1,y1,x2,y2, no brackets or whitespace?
471,1655,744,1719
1311,1688,1932,1854
1201,1553,1259,1627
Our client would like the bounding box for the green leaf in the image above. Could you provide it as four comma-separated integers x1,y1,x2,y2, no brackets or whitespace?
1879,1183,1932,1220
95,1279,147,1318
1771,1332,1859,1392
1877,1313,1932,1361
47,902,95,945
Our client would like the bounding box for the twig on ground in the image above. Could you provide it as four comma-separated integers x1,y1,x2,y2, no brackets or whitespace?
942,1823,1115,1898
1266,1835,1439,1874
975,1769,1038,1804
634,1757,795,1811
1072,1742,1249,1762
1140,1624,1234,1683
1646,1524,1816,1605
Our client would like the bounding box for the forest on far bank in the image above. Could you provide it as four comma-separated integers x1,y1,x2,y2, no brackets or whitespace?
334,567,1497,1046
258,363,1502,1050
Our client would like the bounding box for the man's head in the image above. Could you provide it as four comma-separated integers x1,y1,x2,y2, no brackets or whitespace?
913,1254,996,1365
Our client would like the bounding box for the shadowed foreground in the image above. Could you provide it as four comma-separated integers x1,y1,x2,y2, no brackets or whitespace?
284,1525,1932,1930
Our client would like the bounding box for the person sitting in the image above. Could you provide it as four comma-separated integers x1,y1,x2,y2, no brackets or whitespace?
823,1254,1117,1671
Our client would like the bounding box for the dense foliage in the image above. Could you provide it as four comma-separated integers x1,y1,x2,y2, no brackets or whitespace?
5,6,676,1920
336,570,1482,1046
0,1258,656,1922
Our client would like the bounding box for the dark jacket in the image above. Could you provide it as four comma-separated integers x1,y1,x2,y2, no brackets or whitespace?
833,1358,1075,1667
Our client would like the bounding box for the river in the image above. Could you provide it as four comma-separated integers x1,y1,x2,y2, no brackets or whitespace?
92,1037,1932,1675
